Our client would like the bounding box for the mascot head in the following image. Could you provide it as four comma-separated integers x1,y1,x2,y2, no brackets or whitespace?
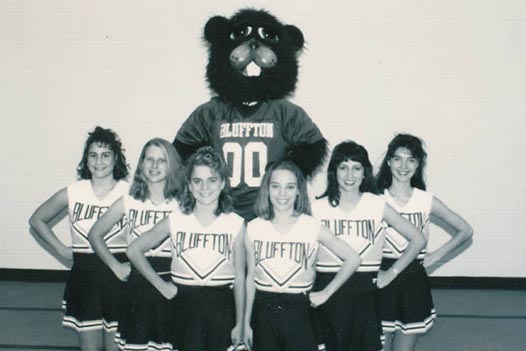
204,8,304,105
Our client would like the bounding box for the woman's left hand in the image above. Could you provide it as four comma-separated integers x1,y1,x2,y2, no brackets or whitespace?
423,251,441,267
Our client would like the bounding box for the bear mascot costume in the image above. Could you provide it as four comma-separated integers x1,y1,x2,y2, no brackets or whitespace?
173,8,327,220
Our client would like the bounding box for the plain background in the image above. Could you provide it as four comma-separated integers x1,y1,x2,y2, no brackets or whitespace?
1,0,525,277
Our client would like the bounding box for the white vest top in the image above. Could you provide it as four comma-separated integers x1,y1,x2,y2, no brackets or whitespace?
169,211,244,286
313,193,386,273
67,180,128,253
123,193,179,258
247,214,320,294
382,188,433,259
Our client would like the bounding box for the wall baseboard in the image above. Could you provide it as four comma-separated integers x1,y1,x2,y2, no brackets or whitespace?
1,269,525,289
0,269,68,282
429,276,526,290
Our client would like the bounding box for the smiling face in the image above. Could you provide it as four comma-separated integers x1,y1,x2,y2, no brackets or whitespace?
336,159,364,194
269,169,299,214
388,147,419,183
86,142,116,180
142,145,168,184
189,165,225,207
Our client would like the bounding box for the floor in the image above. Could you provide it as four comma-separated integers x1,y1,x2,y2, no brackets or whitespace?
0,281,524,351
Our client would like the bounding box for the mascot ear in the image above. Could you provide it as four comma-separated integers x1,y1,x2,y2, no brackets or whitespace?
284,25,304,51
204,16,230,44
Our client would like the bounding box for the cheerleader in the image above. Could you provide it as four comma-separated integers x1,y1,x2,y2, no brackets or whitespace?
88,138,183,351
29,126,129,351
375,133,473,351
312,141,425,351
244,160,362,351
127,146,245,351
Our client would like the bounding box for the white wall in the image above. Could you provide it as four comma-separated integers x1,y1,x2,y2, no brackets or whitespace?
1,0,525,277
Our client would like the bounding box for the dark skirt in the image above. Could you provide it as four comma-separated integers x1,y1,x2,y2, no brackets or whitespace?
377,258,436,334
172,284,236,351
313,271,383,351
62,252,127,332
115,257,174,351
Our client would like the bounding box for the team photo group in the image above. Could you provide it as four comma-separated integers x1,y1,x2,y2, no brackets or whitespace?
28,8,473,351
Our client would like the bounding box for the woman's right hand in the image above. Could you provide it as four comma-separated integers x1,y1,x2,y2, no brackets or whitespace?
159,281,178,300
243,324,253,350
112,262,131,282
376,268,398,289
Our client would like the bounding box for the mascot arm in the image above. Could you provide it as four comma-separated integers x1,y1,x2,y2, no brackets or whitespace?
286,138,328,179
172,104,213,160
172,139,209,161
280,102,328,177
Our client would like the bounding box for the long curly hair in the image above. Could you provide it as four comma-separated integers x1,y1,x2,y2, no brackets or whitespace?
76,126,129,180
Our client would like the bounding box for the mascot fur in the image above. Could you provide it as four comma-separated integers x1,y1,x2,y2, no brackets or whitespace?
173,8,328,220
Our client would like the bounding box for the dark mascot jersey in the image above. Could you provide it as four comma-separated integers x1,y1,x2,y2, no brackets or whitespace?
175,98,324,220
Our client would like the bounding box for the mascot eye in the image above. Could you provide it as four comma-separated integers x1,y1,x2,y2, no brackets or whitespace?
229,26,253,40
258,27,279,43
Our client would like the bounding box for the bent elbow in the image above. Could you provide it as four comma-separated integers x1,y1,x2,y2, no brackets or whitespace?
28,214,39,231
126,246,137,262
463,226,474,241
87,231,99,248
417,235,427,251
87,230,96,243
354,254,363,266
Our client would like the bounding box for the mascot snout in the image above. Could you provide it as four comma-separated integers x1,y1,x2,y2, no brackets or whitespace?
230,40,277,76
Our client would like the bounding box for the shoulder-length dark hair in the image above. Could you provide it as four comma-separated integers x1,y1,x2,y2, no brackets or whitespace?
254,160,311,220
129,138,183,202
76,126,129,180
375,133,427,193
180,146,233,216
318,140,377,207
